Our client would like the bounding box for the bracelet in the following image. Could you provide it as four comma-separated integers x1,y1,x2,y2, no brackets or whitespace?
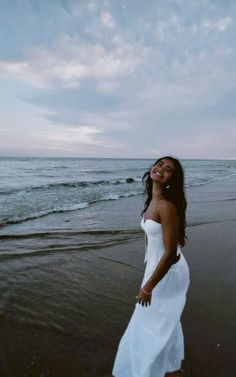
142,287,152,295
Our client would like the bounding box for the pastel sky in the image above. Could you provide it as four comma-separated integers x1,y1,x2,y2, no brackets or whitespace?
0,0,235,159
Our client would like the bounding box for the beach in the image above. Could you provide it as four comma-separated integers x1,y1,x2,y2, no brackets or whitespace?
0,158,236,377
0,219,236,377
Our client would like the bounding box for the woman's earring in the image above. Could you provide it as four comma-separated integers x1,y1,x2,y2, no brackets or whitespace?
166,185,170,189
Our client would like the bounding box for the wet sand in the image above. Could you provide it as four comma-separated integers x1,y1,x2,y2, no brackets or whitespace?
0,220,235,377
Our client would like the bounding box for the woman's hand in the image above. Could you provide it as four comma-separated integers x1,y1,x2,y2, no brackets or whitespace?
136,286,152,307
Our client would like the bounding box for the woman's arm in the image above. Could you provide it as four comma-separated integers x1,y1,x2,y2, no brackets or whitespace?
142,201,180,292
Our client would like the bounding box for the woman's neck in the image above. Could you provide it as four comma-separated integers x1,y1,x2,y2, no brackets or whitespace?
151,181,165,202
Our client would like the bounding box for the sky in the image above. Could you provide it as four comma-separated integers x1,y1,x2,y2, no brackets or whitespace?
0,0,236,159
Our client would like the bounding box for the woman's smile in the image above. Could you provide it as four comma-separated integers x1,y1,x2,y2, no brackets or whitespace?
150,158,175,184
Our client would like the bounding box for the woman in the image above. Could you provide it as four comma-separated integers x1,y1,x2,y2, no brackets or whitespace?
112,156,190,377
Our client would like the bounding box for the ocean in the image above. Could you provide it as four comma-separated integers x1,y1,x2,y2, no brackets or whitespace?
0,157,236,257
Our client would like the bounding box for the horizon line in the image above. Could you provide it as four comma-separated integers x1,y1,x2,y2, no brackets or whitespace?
0,155,235,161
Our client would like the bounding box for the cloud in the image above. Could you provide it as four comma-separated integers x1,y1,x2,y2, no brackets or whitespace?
0,32,146,90
29,124,124,156
33,125,104,145
0,0,236,158
202,16,232,32
100,11,116,29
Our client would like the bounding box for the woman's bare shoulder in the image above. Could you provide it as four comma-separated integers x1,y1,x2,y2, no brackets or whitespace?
159,200,178,218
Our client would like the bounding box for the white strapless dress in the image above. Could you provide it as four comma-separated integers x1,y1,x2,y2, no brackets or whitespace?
112,216,190,377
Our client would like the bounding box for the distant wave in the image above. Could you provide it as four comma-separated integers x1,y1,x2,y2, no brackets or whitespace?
0,190,143,227
191,197,236,203
86,167,146,174
185,172,236,188
1,171,236,195
187,218,236,227
0,176,142,195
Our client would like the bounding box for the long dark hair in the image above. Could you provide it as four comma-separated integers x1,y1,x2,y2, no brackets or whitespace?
141,156,187,247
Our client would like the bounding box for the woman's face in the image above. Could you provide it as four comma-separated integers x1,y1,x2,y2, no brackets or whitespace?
150,158,175,186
